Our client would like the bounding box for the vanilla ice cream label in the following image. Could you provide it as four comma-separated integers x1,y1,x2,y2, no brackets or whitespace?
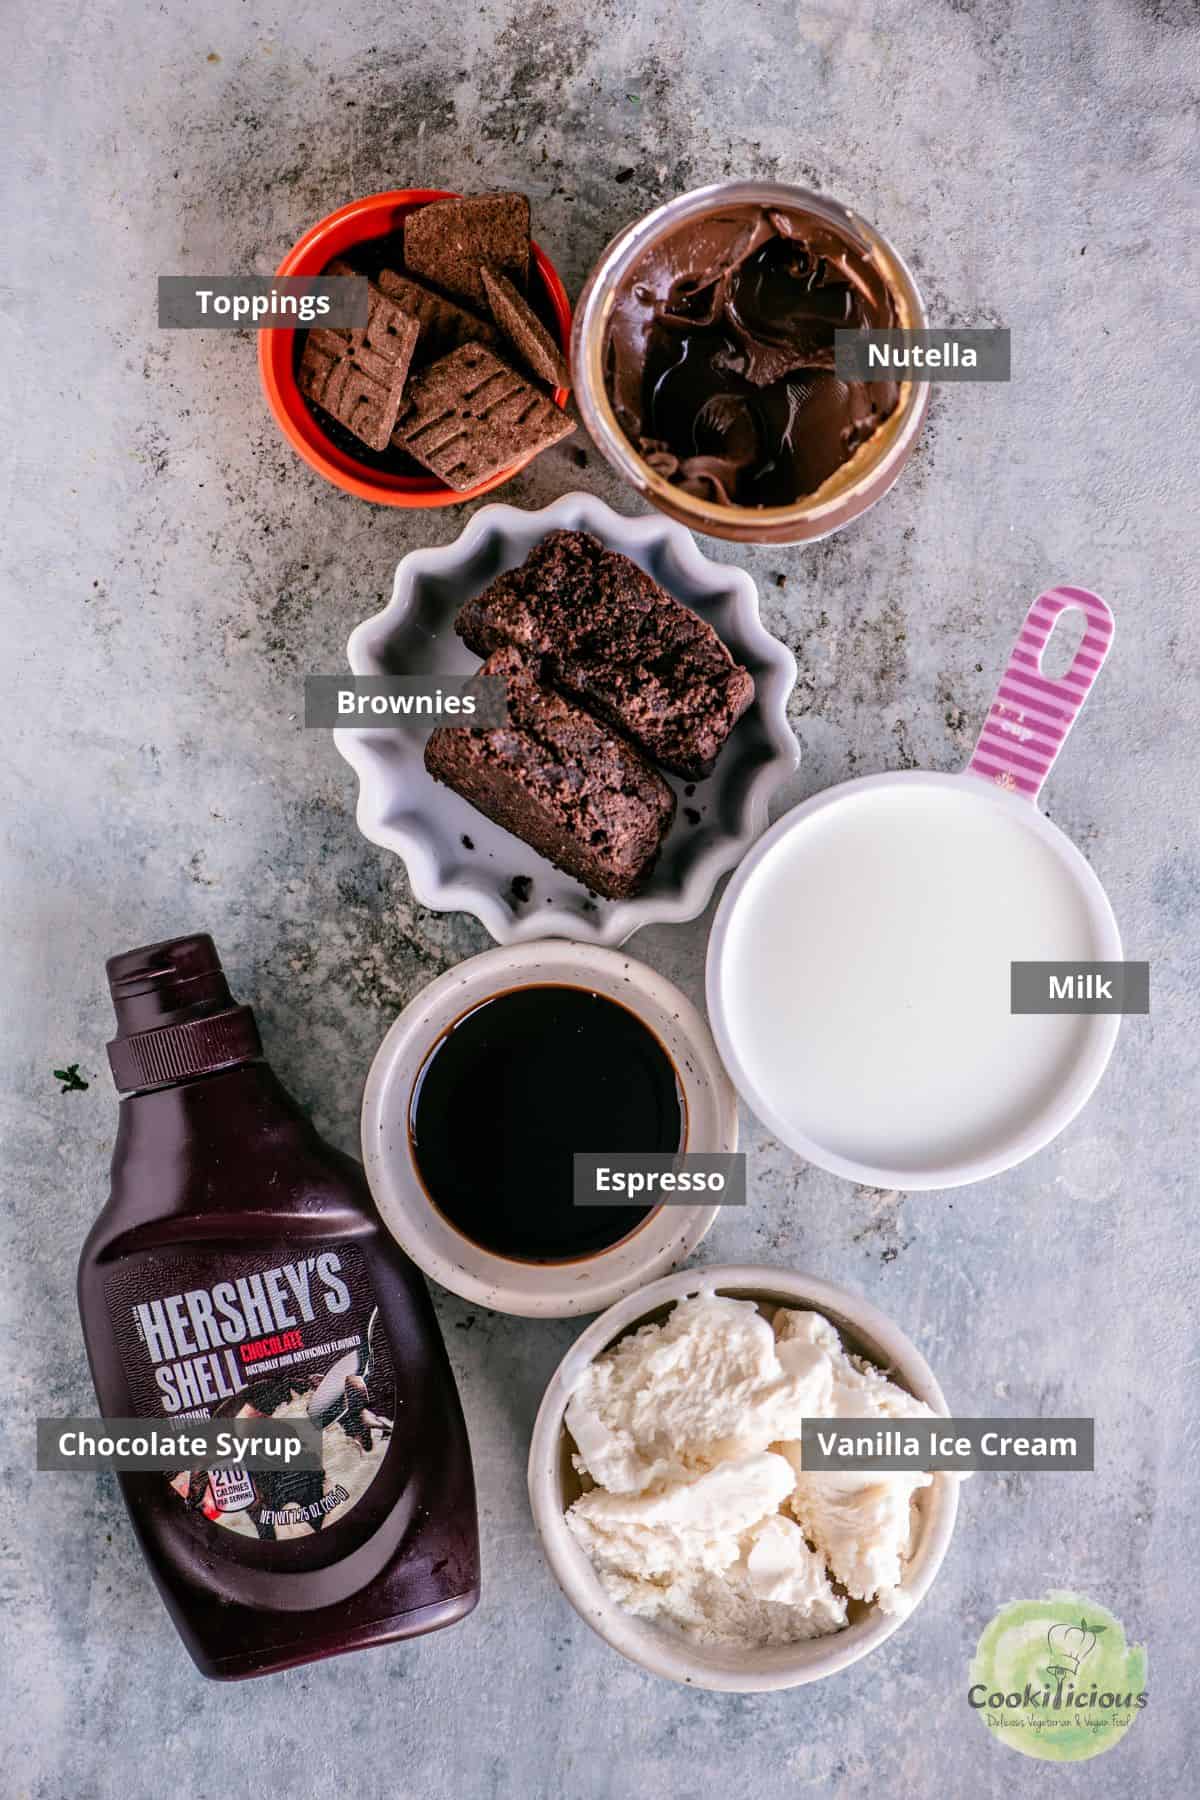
105,1243,395,1542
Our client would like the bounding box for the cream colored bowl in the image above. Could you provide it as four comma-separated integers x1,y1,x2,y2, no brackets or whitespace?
361,943,738,1317
528,1265,960,1690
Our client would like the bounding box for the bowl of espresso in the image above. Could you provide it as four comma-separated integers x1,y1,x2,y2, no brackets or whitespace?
361,942,739,1317
571,182,928,544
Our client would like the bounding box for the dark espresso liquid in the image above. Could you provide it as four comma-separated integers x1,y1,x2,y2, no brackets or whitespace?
409,985,684,1262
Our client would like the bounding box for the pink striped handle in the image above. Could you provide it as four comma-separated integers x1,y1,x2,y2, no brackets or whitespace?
965,585,1114,801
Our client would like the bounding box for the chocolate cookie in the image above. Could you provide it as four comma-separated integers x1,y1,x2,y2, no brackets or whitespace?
375,268,503,365
404,192,530,311
297,325,417,451
298,263,420,450
392,344,574,491
481,264,569,389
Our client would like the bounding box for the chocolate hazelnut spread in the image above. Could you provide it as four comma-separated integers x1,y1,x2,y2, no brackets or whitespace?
605,204,901,508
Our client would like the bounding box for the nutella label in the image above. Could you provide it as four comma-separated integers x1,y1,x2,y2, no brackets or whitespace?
106,1244,394,1542
834,327,1011,381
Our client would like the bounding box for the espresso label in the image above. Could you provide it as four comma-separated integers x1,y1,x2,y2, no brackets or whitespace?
572,1152,747,1206
105,1243,394,1542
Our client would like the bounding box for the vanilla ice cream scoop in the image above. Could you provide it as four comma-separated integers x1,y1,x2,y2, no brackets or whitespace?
564,1292,932,1648
565,1292,832,1495
567,1450,794,1582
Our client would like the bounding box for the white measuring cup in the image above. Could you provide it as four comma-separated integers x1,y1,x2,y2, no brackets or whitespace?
706,586,1120,1189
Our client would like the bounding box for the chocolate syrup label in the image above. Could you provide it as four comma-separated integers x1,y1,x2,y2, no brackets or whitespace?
105,1244,394,1542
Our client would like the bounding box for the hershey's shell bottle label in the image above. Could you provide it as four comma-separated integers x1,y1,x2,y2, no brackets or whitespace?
105,1244,395,1542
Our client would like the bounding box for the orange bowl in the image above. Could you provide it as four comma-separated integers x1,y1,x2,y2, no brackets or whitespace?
258,189,573,508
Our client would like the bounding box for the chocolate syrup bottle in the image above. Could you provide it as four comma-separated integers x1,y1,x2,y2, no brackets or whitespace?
78,934,480,1679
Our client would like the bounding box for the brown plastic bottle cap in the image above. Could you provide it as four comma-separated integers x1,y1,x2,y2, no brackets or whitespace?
106,933,261,1093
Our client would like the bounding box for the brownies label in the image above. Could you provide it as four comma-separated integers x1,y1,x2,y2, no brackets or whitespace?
304,672,511,731
105,1243,395,1543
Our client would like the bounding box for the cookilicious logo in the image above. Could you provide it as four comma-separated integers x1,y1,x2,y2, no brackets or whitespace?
968,1592,1148,1762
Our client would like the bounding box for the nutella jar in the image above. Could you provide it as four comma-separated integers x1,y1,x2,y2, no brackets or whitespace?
572,181,928,544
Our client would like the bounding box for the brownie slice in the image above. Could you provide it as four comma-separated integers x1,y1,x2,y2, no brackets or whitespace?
455,531,754,780
425,647,675,900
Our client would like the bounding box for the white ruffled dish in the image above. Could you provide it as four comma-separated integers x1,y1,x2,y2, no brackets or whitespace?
335,492,799,946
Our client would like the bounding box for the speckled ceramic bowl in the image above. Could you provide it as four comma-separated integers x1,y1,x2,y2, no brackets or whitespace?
335,491,799,945
361,943,739,1317
528,1266,960,1690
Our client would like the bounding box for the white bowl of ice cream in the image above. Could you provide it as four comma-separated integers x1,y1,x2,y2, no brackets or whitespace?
527,1265,960,1690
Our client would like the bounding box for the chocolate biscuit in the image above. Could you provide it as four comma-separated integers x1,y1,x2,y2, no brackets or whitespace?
392,344,574,491
298,326,416,451
404,192,530,311
480,264,569,389
375,268,503,365
455,530,755,780
425,646,675,900
298,263,420,450
323,258,424,364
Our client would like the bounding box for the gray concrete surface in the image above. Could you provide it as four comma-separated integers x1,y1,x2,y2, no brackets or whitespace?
3,1,1197,1795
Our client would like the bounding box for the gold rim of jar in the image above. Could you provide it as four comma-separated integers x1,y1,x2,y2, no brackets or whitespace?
571,181,930,545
